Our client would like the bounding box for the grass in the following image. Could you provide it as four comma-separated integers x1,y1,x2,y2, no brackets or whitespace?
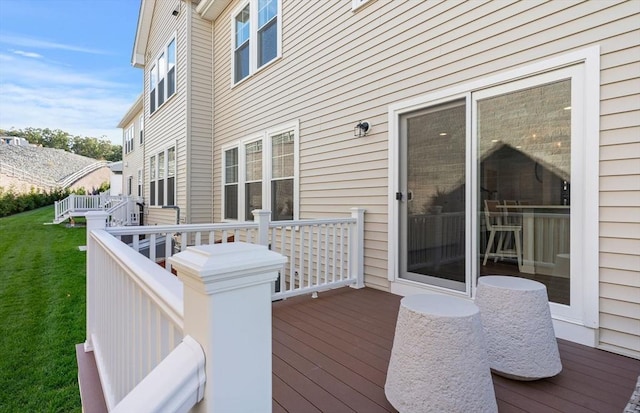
0,206,86,412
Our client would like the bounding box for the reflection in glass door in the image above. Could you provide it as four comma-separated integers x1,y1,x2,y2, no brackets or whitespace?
476,80,572,305
399,100,467,292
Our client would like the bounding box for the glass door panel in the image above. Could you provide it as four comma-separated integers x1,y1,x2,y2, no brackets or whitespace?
399,100,467,292
476,80,572,305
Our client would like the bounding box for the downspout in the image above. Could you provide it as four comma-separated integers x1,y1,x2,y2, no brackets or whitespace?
162,205,180,225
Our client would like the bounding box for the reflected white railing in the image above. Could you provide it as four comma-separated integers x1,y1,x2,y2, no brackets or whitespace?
105,209,366,300
407,211,465,270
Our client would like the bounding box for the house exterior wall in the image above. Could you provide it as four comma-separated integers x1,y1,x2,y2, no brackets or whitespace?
136,0,213,225
143,0,188,225
208,0,639,357
187,4,214,224
120,97,144,199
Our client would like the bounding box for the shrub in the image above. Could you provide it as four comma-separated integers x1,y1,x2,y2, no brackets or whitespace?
0,186,78,217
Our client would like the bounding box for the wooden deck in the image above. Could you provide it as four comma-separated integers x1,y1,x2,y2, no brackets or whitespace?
272,287,640,413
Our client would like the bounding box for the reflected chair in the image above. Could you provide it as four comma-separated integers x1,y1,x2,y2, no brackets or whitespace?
483,200,522,270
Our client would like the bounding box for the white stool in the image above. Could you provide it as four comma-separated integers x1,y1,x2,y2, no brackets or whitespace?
476,276,562,380
385,294,497,413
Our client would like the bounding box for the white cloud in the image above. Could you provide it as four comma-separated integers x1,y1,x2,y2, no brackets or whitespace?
0,53,137,145
12,49,43,59
0,34,111,55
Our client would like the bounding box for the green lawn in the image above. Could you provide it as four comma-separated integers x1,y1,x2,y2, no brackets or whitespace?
0,206,85,412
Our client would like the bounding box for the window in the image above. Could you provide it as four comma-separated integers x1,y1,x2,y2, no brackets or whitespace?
390,49,600,338
127,176,133,196
224,148,239,220
137,169,143,197
271,131,294,221
149,147,176,206
150,155,156,205
232,0,281,84
222,122,298,221
150,37,177,114
124,125,134,154
139,114,144,144
245,140,262,220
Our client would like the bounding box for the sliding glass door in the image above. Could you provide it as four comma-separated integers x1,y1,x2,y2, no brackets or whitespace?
398,66,581,308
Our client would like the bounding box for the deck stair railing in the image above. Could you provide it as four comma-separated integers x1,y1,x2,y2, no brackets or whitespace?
83,212,291,412
54,193,140,225
105,208,366,300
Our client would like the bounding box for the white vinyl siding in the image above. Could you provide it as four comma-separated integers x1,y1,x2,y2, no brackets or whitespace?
211,0,639,355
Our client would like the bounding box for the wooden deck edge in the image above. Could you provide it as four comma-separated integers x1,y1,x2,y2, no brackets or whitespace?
75,344,108,413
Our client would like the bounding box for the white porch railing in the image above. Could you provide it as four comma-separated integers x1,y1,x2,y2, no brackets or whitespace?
54,193,140,225
105,208,366,300
83,211,290,412
86,219,184,409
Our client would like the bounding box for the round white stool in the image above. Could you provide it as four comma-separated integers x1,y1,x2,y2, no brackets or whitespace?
385,294,497,413
476,276,562,380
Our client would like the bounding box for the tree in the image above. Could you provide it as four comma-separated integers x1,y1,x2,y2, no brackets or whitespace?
0,127,122,161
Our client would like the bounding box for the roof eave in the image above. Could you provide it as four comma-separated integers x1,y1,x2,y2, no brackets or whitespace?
196,0,232,21
131,0,154,68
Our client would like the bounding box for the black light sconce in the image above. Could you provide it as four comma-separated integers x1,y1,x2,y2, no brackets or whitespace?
172,4,180,16
354,121,371,137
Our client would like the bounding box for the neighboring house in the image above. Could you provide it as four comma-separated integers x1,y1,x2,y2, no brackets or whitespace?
108,161,124,196
118,94,144,199
124,0,639,359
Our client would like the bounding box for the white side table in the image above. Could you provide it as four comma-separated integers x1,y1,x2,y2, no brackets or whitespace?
385,294,497,412
476,276,562,380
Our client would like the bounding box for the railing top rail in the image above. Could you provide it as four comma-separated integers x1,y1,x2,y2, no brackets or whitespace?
269,217,357,227
106,221,260,236
91,229,183,327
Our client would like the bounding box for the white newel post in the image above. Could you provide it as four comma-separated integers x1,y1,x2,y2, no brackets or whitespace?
84,211,108,352
253,209,271,247
168,242,287,413
350,208,366,289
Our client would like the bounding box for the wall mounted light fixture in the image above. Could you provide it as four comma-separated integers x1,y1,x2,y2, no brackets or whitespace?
354,121,371,137
172,4,180,16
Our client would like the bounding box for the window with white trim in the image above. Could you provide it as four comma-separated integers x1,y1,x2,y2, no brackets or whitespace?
124,125,134,154
139,114,144,144
137,168,143,197
127,175,133,196
150,37,176,114
222,123,298,221
232,0,281,84
149,147,176,206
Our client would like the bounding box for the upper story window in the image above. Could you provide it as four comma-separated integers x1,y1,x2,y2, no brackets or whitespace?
139,114,144,144
232,0,281,84
150,37,177,114
124,125,134,154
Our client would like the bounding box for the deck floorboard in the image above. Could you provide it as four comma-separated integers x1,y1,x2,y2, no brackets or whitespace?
272,287,640,413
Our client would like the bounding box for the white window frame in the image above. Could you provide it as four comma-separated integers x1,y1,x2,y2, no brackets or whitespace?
137,168,143,198
387,46,600,346
124,125,134,154
230,0,282,86
139,114,144,144
149,34,177,114
149,145,177,207
221,121,299,221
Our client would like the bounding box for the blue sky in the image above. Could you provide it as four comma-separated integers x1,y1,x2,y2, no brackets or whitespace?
0,0,142,144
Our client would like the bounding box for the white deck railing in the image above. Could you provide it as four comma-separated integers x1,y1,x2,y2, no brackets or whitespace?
86,225,184,409
105,208,366,300
85,210,336,412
